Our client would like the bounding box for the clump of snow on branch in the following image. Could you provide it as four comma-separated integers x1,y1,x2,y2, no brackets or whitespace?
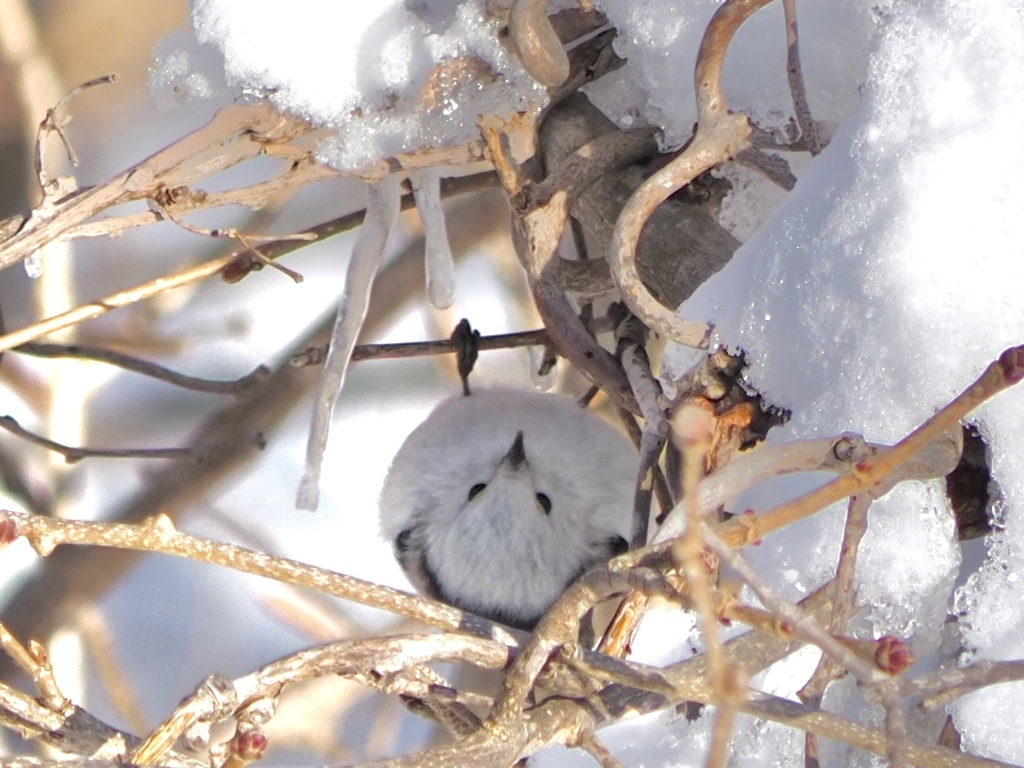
589,0,892,148
660,0,1024,761
586,0,891,149
153,0,547,171
297,174,402,511
409,168,457,309
149,28,228,109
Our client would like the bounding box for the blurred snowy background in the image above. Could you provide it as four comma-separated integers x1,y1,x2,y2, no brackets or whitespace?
0,0,1022,766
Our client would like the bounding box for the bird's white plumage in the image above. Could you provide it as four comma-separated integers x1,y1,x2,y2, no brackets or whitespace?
380,389,637,628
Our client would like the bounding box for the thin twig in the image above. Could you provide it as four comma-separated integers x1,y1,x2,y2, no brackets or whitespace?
672,404,741,768
148,195,310,283
0,416,212,463
0,172,499,354
782,0,821,155
612,407,674,516
233,633,508,712
1,103,311,271
798,492,873,765
0,620,65,710
291,328,553,367
34,75,119,194
15,342,270,395
615,310,666,547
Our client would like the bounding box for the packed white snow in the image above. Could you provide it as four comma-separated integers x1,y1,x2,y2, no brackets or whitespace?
661,0,1024,763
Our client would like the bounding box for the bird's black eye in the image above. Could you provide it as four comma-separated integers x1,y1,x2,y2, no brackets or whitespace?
536,493,552,514
395,529,412,553
468,483,487,501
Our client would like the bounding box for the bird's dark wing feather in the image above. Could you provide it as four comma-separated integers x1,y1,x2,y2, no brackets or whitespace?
394,525,443,601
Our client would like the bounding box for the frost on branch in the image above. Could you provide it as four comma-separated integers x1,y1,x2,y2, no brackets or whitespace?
297,174,402,511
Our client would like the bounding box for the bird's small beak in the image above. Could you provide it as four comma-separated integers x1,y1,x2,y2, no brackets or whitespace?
502,431,528,471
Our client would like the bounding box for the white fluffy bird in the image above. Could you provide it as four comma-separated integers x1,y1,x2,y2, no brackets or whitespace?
380,389,637,629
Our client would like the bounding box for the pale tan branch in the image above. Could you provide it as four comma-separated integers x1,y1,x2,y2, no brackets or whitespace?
909,660,1024,713
232,633,509,708
672,405,737,731
0,620,65,710
798,491,873,762
717,346,1022,549
0,510,523,647
0,103,312,271
59,160,341,241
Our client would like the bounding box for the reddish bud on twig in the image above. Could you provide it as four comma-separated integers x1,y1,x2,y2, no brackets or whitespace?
231,729,268,761
999,345,1024,385
221,255,258,284
875,635,914,674
0,512,19,549
836,634,914,674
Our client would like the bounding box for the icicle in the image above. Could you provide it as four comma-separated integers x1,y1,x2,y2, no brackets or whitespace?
528,345,557,391
297,173,401,510
409,168,456,309
24,251,42,278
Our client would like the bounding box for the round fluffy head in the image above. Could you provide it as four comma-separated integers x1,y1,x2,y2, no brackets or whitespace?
379,389,637,627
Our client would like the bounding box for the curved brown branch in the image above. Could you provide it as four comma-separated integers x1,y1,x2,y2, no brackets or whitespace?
609,0,775,347
510,0,570,87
